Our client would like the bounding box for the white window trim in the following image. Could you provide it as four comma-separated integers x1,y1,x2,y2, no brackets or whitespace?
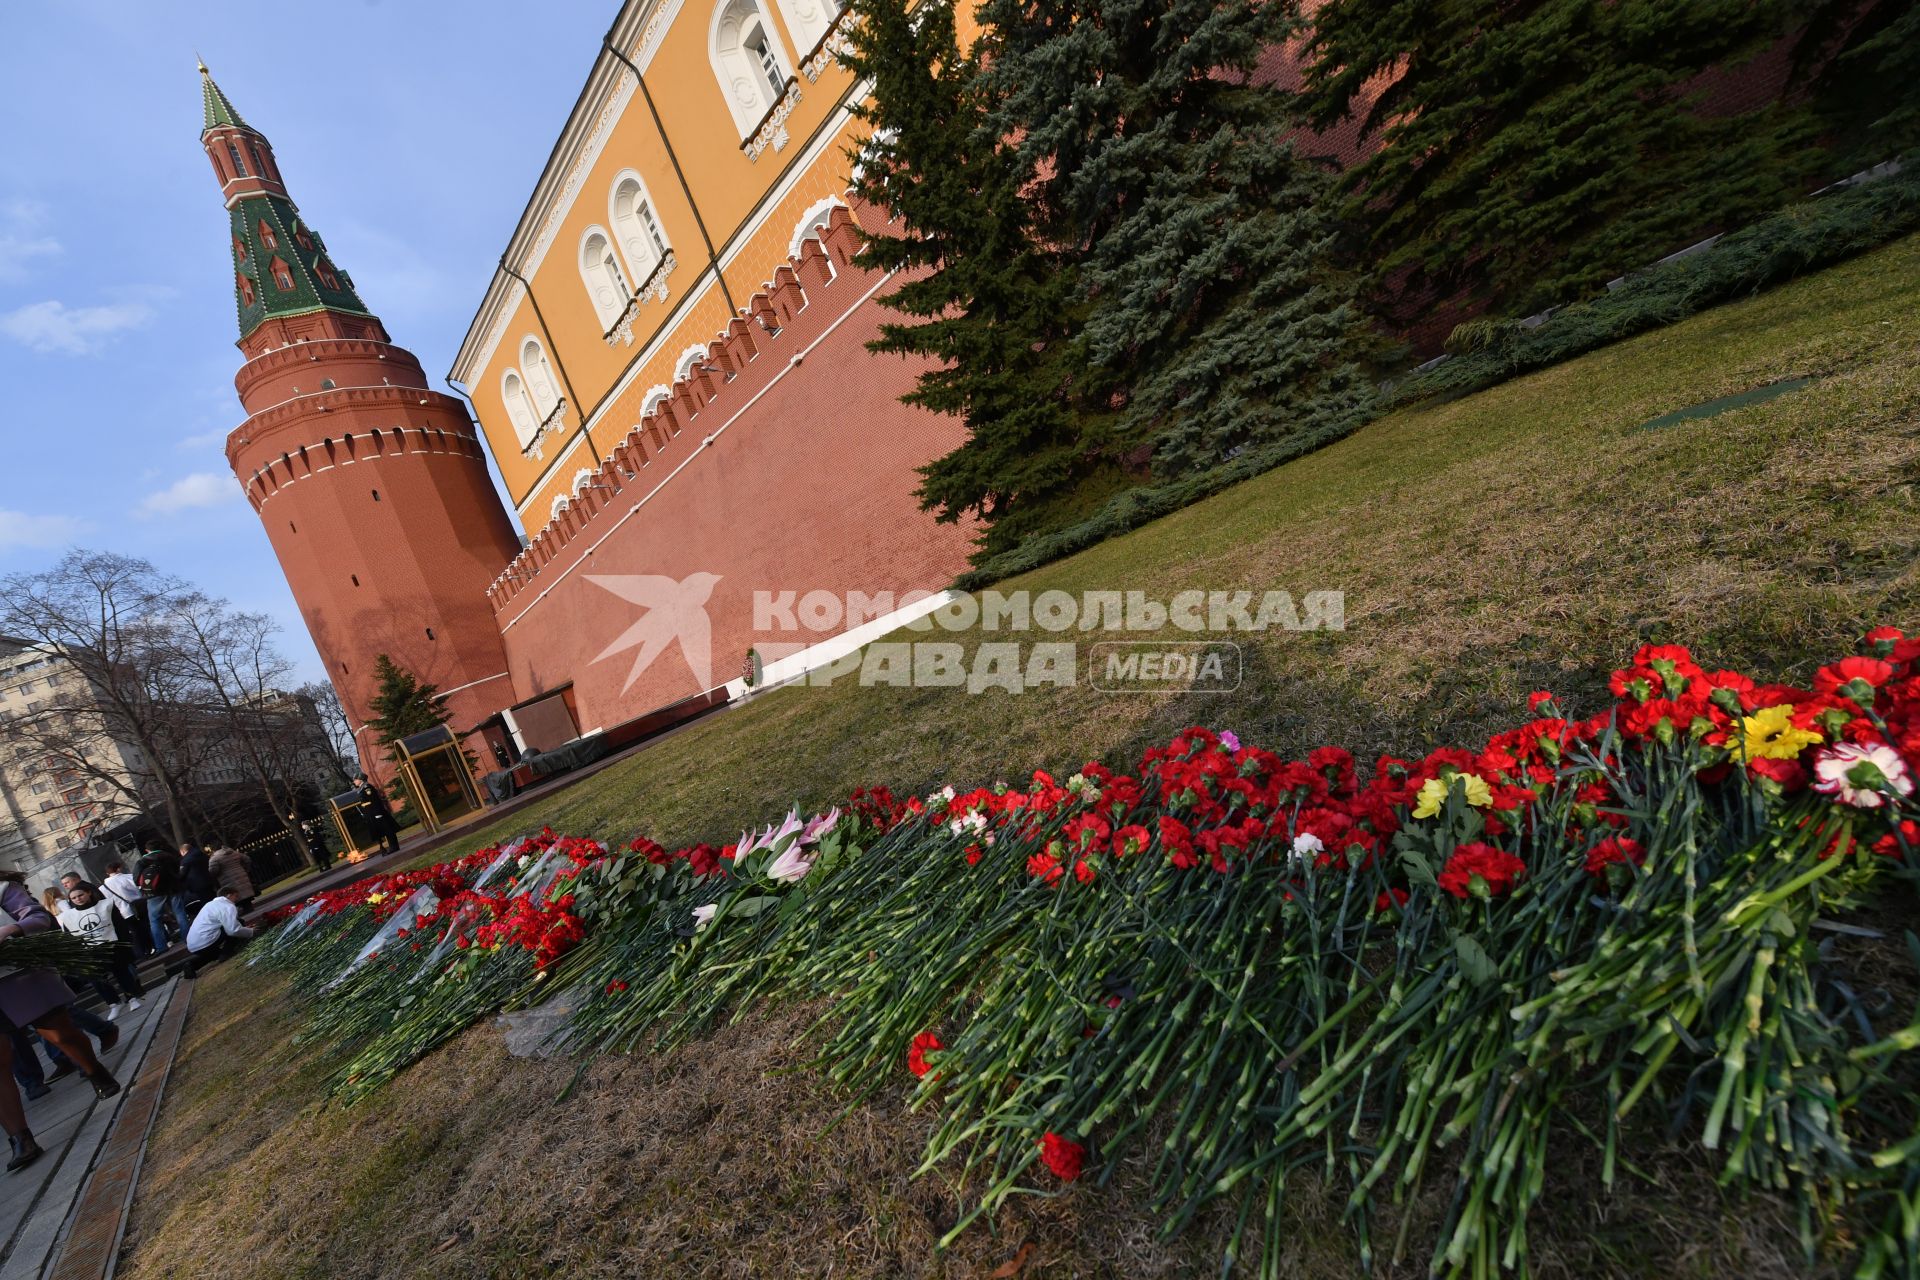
608,168,670,287
578,224,631,330
710,0,793,137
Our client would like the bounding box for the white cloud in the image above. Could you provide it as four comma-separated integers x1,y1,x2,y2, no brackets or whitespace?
0,299,154,355
0,510,87,551
176,428,231,452
138,472,237,518
0,198,60,279
0,233,59,279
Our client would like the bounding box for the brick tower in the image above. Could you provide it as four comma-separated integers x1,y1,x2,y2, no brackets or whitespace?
202,65,523,778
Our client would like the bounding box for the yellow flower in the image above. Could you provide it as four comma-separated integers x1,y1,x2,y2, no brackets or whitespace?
367,892,386,905
1413,773,1494,819
1412,778,1448,818
1738,704,1822,762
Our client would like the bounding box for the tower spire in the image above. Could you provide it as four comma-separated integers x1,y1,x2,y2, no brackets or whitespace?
199,62,248,133
198,68,372,342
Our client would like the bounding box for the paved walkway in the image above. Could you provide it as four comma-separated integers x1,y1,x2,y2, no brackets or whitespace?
0,979,187,1280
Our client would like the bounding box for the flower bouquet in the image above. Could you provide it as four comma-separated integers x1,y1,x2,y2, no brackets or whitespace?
0,931,116,978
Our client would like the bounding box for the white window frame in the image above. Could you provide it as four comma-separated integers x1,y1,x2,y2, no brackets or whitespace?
579,226,631,330
711,0,793,137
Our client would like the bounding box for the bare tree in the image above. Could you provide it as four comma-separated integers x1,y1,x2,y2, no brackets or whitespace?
297,680,359,790
0,552,214,846
167,596,335,872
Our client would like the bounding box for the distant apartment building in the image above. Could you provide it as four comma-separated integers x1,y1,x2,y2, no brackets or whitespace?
0,638,144,885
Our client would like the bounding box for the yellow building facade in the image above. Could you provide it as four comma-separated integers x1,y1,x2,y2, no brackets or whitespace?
451,0,872,533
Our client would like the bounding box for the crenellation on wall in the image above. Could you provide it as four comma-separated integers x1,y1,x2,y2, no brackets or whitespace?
487,209,882,611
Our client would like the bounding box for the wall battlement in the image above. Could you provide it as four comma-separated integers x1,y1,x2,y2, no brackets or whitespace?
487,201,870,615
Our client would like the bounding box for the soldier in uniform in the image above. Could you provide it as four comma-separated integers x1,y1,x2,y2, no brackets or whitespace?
352,773,402,855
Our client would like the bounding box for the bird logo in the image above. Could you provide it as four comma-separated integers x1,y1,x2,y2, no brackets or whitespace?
585,572,723,692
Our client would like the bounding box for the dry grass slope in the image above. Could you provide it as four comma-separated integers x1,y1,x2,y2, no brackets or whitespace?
121,233,1920,1278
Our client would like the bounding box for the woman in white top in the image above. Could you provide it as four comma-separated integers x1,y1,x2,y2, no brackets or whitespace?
57,882,146,1019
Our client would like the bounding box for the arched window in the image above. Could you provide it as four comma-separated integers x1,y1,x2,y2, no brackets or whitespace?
315,258,340,290
711,0,791,136
609,173,670,286
226,143,249,177
571,468,597,497
550,494,571,521
773,0,835,56
501,369,539,448
520,337,561,421
237,273,256,306
641,385,672,419
579,227,630,330
269,257,294,290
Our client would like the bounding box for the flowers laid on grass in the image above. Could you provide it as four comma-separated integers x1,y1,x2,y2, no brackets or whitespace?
1038,1132,1085,1182
907,1032,943,1079
249,629,1920,1279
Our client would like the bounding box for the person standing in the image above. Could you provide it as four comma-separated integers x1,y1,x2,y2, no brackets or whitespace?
135,844,192,952
179,842,218,918
56,882,145,1019
0,870,121,1172
207,846,257,914
181,889,256,978
98,861,151,957
353,773,401,855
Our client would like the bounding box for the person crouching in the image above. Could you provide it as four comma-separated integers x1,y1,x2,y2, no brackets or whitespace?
181,889,256,979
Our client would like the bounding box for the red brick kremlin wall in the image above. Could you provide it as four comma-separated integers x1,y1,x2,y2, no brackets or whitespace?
488,203,978,731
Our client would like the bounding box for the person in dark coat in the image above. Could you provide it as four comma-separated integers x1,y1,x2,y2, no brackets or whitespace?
179,842,219,915
353,773,401,854
135,845,192,951
0,871,121,1171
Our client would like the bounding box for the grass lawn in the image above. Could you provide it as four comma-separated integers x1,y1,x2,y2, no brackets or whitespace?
120,234,1920,1278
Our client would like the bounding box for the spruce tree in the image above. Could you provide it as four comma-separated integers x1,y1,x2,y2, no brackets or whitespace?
1297,0,1813,316
844,0,1114,557
364,653,451,768
973,0,1381,475
1798,0,1920,166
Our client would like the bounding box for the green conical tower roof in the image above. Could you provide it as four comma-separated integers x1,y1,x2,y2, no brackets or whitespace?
200,61,247,133
200,66,374,339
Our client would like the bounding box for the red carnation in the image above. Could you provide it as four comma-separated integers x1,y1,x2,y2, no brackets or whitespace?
1026,852,1064,887
1113,824,1150,857
1583,835,1645,878
1437,842,1527,899
1038,1131,1085,1182
907,1031,943,1078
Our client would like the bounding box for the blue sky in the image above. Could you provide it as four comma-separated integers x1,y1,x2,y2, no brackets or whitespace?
0,1,614,681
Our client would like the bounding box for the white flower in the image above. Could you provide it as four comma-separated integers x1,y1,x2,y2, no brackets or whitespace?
949,810,988,838
766,844,816,884
1812,742,1914,809
801,808,841,844
691,903,717,931
1288,832,1324,868
1066,773,1092,796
